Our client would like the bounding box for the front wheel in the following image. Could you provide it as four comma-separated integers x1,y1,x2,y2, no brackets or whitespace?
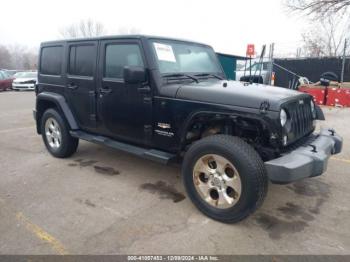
182,135,268,223
41,108,79,158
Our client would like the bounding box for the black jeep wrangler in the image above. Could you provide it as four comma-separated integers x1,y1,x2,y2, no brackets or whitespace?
34,35,342,223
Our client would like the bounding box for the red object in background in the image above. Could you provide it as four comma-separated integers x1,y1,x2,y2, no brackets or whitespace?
0,71,13,91
246,44,255,56
299,86,326,105
326,87,350,107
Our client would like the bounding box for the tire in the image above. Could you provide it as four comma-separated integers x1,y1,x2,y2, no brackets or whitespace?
41,108,79,158
182,135,268,223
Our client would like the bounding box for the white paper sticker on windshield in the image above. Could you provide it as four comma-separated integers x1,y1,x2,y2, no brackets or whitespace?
153,43,176,62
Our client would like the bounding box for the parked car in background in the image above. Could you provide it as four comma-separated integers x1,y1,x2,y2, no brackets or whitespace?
4,70,19,77
235,59,273,85
12,71,37,91
0,70,14,91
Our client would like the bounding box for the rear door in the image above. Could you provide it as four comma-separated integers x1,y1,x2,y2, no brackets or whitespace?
66,41,98,132
96,39,153,145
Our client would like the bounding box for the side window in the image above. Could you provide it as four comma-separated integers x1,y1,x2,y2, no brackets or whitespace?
104,44,144,79
69,45,95,77
40,46,63,75
0,72,4,79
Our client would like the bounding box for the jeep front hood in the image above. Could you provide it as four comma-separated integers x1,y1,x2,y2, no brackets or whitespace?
161,80,309,111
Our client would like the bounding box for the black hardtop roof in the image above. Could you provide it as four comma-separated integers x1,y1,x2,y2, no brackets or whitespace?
40,35,211,47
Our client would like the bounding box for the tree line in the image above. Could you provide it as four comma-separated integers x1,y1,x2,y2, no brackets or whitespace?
0,19,140,71
0,45,38,70
286,0,350,57
1,3,349,71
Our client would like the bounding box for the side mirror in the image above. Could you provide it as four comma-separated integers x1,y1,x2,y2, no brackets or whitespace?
123,66,146,84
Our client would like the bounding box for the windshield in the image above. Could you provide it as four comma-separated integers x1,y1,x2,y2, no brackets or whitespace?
14,72,37,78
151,40,222,75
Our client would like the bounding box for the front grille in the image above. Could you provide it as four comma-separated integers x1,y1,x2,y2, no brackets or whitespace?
285,98,314,143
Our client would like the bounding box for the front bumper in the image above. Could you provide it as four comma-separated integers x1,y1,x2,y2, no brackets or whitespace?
12,83,35,90
265,128,342,184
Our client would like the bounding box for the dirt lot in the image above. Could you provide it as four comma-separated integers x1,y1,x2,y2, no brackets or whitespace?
0,91,349,255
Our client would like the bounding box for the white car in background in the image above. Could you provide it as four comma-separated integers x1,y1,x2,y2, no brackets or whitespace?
235,59,273,85
12,71,37,91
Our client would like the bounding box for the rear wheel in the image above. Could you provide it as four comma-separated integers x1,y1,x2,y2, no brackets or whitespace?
41,108,79,158
182,135,268,223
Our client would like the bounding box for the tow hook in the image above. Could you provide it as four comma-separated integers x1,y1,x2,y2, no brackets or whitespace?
308,144,317,153
328,129,335,136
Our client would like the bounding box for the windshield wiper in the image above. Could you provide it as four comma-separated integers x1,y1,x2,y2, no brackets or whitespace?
163,73,199,83
194,73,224,80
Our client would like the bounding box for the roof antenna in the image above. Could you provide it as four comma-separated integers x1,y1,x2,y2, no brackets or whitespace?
251,45,266,84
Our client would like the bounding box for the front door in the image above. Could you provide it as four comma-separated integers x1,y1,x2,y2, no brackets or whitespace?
66,41,98,132
97,40,152,145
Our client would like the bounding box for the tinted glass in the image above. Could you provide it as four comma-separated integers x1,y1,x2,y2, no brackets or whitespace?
69,45,95,76
105,44,144,78
40,46,63,75
2,71,9,78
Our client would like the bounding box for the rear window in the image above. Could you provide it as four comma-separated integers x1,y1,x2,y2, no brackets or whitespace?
69,45,95,77
40,46,63,75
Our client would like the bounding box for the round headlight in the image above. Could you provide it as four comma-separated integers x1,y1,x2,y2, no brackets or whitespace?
280,109,287,126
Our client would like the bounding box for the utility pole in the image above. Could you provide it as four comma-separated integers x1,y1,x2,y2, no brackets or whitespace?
341,39,347,83
267,43,275,85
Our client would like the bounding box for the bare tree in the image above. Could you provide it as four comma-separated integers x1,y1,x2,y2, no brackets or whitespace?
300,16,350,57
9,45,27,69
0,45,38,70
286,0,350,16
116,26,141,35
302,14,349,57
0,45,12,69
59,18,107,38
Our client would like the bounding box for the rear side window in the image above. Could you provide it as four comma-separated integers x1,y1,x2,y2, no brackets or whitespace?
69,45,95,76
40,46,63,75
104,44,144,79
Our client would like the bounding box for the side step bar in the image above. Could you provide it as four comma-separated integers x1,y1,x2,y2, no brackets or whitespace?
70,130,176,165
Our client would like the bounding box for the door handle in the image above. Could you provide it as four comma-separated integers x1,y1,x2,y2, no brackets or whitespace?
99,87,112,94
68,83,78,90
137,86,151,94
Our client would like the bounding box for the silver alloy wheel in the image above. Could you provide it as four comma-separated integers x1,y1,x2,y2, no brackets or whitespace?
193,154,242,209
45,117,62,149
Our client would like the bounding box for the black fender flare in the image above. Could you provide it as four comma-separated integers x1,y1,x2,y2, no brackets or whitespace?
179,109,278,150
315,105,325,120
36,92,79,131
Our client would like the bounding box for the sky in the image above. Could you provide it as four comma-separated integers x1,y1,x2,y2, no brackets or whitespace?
0,0,309,57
